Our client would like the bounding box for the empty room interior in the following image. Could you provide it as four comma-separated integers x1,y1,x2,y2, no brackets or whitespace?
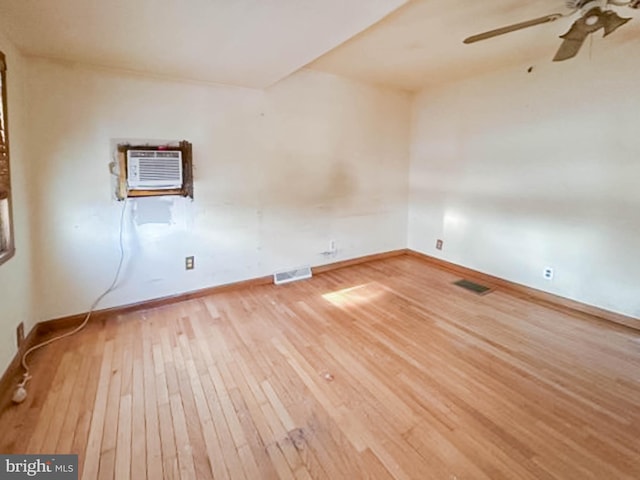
0,0,639,478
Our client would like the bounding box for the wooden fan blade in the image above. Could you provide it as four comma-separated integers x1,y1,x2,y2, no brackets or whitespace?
602,11,631,36
553,37,586,61
463,14,564,44
553,8,608,62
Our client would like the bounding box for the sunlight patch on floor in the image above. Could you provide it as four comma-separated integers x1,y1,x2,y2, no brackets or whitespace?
322,282,387,307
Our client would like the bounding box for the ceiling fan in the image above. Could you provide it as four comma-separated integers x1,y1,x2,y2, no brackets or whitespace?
463,0,640,61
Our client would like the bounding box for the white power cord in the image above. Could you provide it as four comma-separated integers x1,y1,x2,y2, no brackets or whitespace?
12,198,128,404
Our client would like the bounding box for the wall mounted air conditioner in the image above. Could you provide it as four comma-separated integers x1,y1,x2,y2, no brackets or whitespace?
127,150,183,190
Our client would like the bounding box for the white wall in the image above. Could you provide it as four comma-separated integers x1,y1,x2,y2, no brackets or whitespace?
26,59,411,322
0,31,34,374
409,43,640,319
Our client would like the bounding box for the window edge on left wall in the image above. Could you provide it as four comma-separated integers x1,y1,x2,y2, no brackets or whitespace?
0,49,16,266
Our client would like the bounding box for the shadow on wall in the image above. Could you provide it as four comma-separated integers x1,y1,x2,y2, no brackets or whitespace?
258,159,357,214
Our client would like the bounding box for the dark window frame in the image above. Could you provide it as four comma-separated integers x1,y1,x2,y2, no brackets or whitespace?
0,50,15,266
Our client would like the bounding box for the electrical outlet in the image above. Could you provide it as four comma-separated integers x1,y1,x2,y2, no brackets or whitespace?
16,322,24,348
436,239,443,250
543,267,554,280
185,256,195,270
329,240,336,252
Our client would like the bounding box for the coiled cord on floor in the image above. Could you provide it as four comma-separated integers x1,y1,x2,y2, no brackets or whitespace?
13,198,128,404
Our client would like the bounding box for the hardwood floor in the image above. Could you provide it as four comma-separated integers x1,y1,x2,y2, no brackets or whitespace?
1,255,639,479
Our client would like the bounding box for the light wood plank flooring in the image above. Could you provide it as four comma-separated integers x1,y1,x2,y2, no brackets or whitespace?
1,255,639,479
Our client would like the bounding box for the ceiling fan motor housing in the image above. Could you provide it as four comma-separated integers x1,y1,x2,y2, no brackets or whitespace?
566,0,606,10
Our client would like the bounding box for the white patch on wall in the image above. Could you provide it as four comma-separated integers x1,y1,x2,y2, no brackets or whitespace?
133,197,174,225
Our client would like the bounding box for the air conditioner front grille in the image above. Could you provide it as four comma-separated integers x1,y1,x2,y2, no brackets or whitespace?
127,150,183,190
137,158,182,181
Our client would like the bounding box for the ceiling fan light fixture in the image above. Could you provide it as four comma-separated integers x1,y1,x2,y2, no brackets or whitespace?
585,14,600,24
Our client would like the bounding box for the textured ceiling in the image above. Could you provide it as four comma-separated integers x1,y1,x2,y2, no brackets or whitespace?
0,0,408,88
